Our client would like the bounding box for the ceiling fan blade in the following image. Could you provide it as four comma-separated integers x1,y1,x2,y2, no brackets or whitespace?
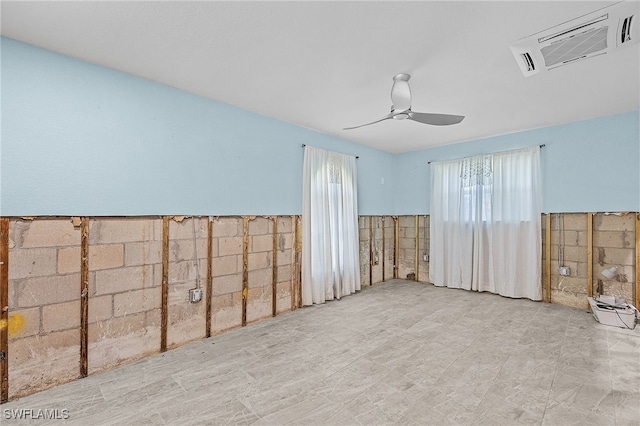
343,113,394,130
390,73,411,112
408,112,465,126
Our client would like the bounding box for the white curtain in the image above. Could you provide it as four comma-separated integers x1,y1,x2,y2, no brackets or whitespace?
429,146,542,300
302,146,361,305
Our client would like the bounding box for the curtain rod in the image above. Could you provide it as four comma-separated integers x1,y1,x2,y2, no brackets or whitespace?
427,144,545,164
302,144,359,159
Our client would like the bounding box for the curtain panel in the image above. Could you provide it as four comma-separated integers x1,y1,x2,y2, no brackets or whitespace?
302,146,361,305
429,146,542,300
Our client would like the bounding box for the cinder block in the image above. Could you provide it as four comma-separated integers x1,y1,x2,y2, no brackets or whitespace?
593,231,633,249
43,300,81,332
124,240,162,266
167,305,206,349
277,217,292,233
167,280,199,305
89,312,147,340
561,214,587,231
248,217,271,236
212,218,241,237
59,244,124,274
251,234,273,253
555,276,588,294
279,248,292,265
593,213,635,232
248,252,271,271
248,268,271,289
88,295,113,323
20,219,80,248
212,273,242,295
94,265,154,295
399,216,415,227
399,237,415,250
57,246,81,275
169,217,208,240
277,264,291,281
16,273,81,308
599,247,635,266
113,288,161,317
8,329,80,400
211,294,242,332
218,236,243,256
88,321,160,375
562,246,587,263
9,247,57,280
90,218,157,244
550,290,588,309
168,239,208,262
6,307,40,339
212,255,240,276
277,233,292,252
168,260,205,284
247,289,272,323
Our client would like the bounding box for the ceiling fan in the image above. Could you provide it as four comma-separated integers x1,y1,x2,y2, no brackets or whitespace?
344,73,465,130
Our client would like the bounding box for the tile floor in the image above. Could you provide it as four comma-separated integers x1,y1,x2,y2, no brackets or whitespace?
2,279,639,425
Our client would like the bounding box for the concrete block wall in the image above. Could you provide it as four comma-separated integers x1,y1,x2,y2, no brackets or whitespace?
593,214,635,303
358,216,392,288
3,215,298,401
397,216,416,280
167,217,208,348
549,213,589,309
7,218,82,400
417,216,430,284
370,217,383,284
547,213,636,309
274,217,294,315
358,217,370,288
210,217,243,333
2,212,636,401
383,217,395,281
88,217,162,374
392,213,637,310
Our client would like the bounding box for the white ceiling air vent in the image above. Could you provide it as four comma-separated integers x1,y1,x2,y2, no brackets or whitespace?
510,1,639,77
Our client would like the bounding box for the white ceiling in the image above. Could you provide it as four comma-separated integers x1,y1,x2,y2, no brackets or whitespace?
2,1,639,154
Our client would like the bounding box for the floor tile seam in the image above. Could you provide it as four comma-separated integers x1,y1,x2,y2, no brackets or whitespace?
469,303,546,423
605,326,621,426
541,310,574,423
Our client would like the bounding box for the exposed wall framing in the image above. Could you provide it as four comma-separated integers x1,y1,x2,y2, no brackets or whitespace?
206,218,213,337
636,213,640,309
381,216,386,281
0,218,9,403
393,216,399,279
587,212,593,298
272,216,278,317
161,216,169,352
1,211,637,403
79,217,89,377
369,217,373,286
545,214,551,303
414,216,419,282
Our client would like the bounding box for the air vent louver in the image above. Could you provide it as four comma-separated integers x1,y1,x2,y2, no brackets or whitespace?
621,15,633,43
540,26,608,67
520,53,535,71
509,1,639,77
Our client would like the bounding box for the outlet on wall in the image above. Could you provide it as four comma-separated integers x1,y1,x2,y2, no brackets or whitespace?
559,266,571,276
189,288,203,303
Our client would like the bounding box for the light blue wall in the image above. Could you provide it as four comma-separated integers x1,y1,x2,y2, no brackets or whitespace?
395,111,640,214
0,37,394,216
2,37,638,217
